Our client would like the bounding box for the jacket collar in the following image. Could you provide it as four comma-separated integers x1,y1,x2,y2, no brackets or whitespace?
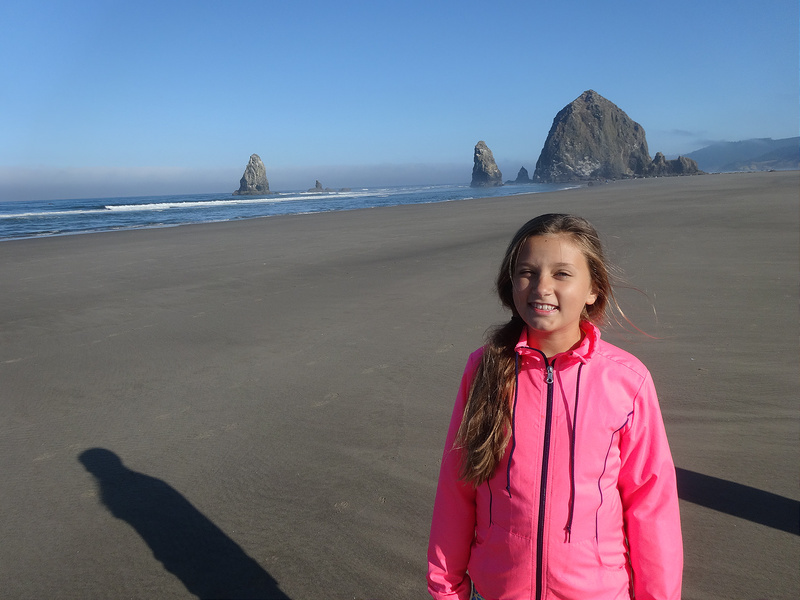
514,320,600,365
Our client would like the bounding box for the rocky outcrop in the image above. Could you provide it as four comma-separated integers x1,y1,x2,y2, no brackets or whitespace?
307,180,336,193
470,141,503,187
533,90,705,182
649,152,702,176
533,91,651,182
234,154,271,195
507,166,531,184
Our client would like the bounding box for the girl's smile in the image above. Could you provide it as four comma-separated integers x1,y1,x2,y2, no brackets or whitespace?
512,233,598,356
531,302,558,313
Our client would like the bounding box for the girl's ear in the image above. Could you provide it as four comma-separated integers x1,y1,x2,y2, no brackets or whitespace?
586,287,599,306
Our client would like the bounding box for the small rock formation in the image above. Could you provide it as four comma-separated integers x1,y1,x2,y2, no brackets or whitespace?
649,152,702,176
234,154,271,195
470,141,503,187
533,90,651,182
307,180,336,193
506,166,531,184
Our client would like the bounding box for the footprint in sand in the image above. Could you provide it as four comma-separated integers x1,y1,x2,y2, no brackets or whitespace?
361,364,389,374
313,392,339,408
193,423,238,439
33,451,57,462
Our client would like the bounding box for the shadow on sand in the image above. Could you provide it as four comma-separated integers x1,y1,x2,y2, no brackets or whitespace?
676,467,799,535
79,448,290,599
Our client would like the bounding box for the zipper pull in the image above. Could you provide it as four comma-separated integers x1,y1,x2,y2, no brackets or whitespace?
546,364,554,384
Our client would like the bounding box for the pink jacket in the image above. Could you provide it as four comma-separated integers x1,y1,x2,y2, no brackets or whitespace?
428,322,682,600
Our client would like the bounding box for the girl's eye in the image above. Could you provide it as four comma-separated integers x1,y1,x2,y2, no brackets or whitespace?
555,271,571,278
512,269,537,290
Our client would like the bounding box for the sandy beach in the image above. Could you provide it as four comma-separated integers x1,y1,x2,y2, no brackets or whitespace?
1,171,797,599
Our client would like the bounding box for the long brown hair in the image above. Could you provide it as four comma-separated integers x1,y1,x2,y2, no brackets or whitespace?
454,214,615,485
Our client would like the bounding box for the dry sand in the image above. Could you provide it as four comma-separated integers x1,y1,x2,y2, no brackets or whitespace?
1,171,797,599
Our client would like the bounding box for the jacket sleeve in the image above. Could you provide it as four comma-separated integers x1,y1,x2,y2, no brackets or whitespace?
427,351,482,600
618,371,683,600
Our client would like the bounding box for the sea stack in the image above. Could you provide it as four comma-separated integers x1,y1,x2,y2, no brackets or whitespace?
513,166,531,183
470,141,503,188
234,154,271,195
307,180,336,192
533,90,704,182
649,152,702,176
533,90,652,182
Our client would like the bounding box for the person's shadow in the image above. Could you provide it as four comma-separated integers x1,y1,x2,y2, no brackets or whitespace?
79,448,290,599
676,467,799,535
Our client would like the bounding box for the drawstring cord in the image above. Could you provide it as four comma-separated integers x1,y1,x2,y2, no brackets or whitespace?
564,362,584,542
506,353,521,497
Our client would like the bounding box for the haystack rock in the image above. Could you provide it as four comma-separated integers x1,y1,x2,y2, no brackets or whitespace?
533,90,705,182
234,154,271,195
533,90,652,182
470,141,503,187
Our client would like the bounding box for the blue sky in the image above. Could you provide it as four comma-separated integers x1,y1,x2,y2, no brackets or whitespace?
1,0,797,200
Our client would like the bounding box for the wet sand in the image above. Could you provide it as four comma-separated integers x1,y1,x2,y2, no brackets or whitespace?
1,171,797,599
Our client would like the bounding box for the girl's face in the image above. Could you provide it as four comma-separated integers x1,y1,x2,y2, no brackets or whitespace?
512,233,598,356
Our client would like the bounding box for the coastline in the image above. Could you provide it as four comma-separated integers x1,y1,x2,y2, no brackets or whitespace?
1,171,797,599
0,182,579,241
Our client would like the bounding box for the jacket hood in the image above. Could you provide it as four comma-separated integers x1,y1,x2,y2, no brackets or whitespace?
514,320,600,364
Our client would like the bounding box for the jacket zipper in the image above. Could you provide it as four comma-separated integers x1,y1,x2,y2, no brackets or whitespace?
536,358,555,600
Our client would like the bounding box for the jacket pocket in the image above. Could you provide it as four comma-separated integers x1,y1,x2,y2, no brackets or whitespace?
470,524,533,600
597,524,627,569
547,536,629,598
477,478,534,539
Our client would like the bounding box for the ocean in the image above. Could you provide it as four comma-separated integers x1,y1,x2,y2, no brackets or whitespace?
0,182,577,241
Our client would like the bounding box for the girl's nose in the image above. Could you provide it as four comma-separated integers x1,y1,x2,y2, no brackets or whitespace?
535,275,553,296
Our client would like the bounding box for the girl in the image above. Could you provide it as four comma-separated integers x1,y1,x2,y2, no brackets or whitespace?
427,214,682,600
